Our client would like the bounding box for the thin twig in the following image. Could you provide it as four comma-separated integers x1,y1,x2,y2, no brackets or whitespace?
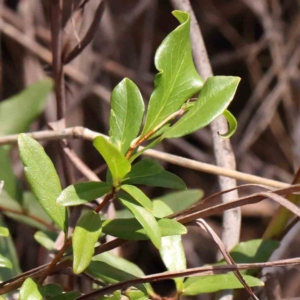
0,127,290,188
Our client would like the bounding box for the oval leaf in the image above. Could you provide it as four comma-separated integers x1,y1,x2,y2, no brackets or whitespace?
124,159,163,181
152,200,173,218
72,211,102,274
19,278,43,300
218,110,237,138
0,227,9,237
102,218,186,240
183,274,264,295
142,11,203,136
154,189,203,216
119,196,161,249
88,252,152,294
93,136,131,186
109,78,145,154
0,147,19,201
217,239,279,275
18,134,67,231
124,170,186,190
160,235,186,291
57,182,112,206
0,79,53,136
164,76,240,138
0,254,12,269
120,185,153,211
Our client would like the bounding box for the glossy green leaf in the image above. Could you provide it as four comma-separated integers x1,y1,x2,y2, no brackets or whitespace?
102,218,186,240
0,147,19,201
19,278,43,300
121,185,152,211
217,239,279,275
152,200,173,218
124,159,163,181
183,273,263,295
0,216,21,280
219,110,237,138
50,292,81,300
160,235,186,291
97,290,122,300
57,181,111,206
142,11,203,136
154,189,203,215
18,134,67,231
109,78,145,154
0,79,53,136
72,211,102,274
88,252,152,294
119,196,161,248
93,136,131,186
164,76,240,138
0,254,12,269
124,169,186,190
0,227,9,237
126,289,149,300
34,231,58,251
40,283,63,297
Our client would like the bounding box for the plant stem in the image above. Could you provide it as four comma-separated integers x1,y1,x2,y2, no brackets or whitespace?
38,238,72,284
126,107,185,159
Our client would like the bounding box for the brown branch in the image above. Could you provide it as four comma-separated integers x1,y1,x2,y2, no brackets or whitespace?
74,257,300,300
0,127,289,188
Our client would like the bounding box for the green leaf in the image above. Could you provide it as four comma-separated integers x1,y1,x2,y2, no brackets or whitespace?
126,289,149,300
109,78,145,154
164,76,240,138
217,239,279,275
40,283,63,297
0,147,20,201
183,273,264,295
160,235,186,291
88,252,152,294
0,227,9,237
0,254,12,269
0,79,53,136
0,216,21,280
124,159,163,181
119,196,161,248
72,211,102,274
34,231,58,251
152,200,173,218
97,290,122,300
93,136,131,186
19,278,43,300
57,182,112,206
102,218,186,240
142,11,203,136
154,189,203,215
120,185,153,211
18,134,67,231
218,110,237,138
124,169,186,190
